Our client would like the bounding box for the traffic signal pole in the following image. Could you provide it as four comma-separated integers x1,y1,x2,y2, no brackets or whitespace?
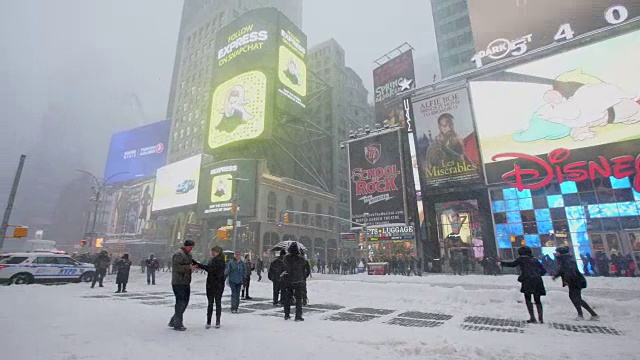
0,154,27,253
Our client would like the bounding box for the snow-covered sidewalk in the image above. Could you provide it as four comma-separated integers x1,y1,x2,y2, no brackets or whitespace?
1,272,638,360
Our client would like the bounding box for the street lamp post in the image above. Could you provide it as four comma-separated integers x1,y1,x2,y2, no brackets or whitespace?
230,177,249,252
77,170,127,249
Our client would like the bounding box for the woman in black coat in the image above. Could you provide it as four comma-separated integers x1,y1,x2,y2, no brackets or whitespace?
194,246,227,329
115,253,132,293
552,246,599,321
501,246,546,323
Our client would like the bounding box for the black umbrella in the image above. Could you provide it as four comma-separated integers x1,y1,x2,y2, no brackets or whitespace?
271,240,307,252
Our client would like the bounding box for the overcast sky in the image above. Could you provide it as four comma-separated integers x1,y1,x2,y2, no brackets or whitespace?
0,0,438,211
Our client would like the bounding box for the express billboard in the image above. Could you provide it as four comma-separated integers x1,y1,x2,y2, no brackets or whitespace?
349,129,408,227
208,8,307,152
467,0,640,68
373,50,416,127
152,154,202,212
103,120,171,184
198,159,258,218
469,30,640,191
413,89,482,188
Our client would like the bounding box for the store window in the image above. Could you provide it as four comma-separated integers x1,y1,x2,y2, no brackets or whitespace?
490,176,640,272
435,200,485,271
267,192,277,222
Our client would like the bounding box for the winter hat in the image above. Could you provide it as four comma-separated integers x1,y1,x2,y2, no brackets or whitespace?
122,253,129,259
183,240,195,247
288,242,300,255
212,246,223,253
517,246,532,256
555,246,570,255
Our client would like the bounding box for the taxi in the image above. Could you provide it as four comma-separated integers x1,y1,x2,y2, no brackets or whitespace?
0,252,95,285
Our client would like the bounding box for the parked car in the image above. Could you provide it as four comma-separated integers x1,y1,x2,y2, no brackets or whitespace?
0,252,95,285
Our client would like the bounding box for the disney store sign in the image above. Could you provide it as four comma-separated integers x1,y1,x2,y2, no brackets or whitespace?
492,148,640,192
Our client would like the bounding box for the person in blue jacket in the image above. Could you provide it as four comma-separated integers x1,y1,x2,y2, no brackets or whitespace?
225,251,245,314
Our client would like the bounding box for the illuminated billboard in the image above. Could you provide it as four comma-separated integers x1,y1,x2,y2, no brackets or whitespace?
152,154,202,212
373,51,415,127
469,30,640,190
207,8,307,152
103,120,171,184
106,179,155,236
198,159,258,218
467,0,640,68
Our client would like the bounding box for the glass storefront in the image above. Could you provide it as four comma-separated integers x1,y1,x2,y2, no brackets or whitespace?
490,176,640,273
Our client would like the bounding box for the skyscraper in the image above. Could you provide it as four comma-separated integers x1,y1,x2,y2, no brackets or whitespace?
307,39,374,223
430,0,475,78
166,0,303,163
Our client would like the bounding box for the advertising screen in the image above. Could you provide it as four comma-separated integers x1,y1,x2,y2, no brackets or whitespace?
152,154,202,212
199,159,258,218
106,179,155,236
467,0,640,68
349,129,407,227
207,8,307,152
413,89,482,188
103,120,171,184
373,51,416,127
469,30,640,191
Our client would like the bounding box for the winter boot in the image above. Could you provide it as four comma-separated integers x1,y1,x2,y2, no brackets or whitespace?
122,284,127,293
116,284,122,293
536,303,544,324
525,302,537,323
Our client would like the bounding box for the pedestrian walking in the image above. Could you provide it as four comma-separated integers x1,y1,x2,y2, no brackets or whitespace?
115,253,132,293
256,257,264,281
241,254,253,300
500,246,546,323
282,242,306,321
91,250,110,288
268,250,286,306
226,251,245,313
146,254,159,285
552,246,599,321
168,240,196,331
193,246,226,329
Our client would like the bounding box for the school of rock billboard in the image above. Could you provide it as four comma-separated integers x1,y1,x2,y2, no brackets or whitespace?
198,159,258,218
413,89,482,188
373,50,416,127
207,8,307,151
349,129,408,227
469,29,640,192
466,0,640,68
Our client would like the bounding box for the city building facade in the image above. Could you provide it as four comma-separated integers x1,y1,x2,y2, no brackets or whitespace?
430,0,475,78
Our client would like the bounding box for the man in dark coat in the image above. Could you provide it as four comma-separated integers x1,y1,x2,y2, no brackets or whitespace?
145,254,160,285
282,242,306,321
194,246,226,328
115,253,132,293
268,250,286,306
241,254,253,300
91,250,110,288
169,240,195,331
301,250,312,306
256,257,264,281
553,246,599,321
501,246,547,323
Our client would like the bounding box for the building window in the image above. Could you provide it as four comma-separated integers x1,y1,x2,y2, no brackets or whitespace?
315,204,323,229
328,207,335,231
286,195,294,212
302,200,309,225
267,192,277,222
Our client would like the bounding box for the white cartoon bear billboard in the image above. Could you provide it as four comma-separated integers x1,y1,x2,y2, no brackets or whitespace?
470,29,640,175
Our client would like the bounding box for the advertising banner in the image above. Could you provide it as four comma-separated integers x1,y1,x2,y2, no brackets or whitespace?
104,120,171,184
152,154,202,212
198,159,258,218
467,0,640,68
106,179,155,236
349,129,407,227
373,51,416,127
208,8,307,152
413,89,481,188
469,30,640,191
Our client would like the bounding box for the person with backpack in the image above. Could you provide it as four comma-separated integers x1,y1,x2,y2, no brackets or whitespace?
500,246,547,323
553,246,599,321
268,250,286,306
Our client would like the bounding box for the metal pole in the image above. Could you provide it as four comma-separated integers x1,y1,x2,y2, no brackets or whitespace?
231,181,239,252
90,188,100,249
0,154,27,252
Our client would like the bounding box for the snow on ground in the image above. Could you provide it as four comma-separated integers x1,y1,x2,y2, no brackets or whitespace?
1,271,639,360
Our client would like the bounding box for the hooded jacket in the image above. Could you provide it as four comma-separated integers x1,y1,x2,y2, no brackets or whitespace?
554,253,587,289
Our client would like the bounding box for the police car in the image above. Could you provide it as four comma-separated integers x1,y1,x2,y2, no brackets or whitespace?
0,252,95,285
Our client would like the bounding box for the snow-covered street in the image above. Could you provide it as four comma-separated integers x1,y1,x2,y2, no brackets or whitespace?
2,272,639,360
